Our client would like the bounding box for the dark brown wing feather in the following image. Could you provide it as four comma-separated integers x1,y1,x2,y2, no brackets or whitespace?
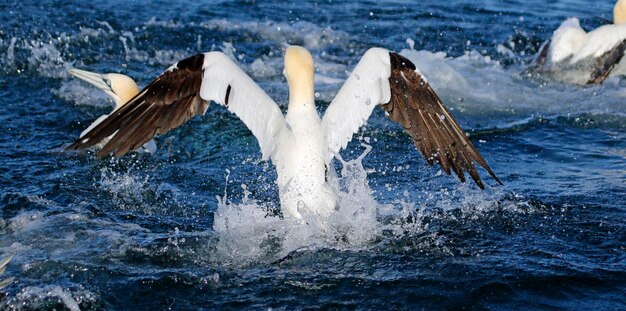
587,39,626,84
382,52,502,189
535,39,552,69
66,54,209,157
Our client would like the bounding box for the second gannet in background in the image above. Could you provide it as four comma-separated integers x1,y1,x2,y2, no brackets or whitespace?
69,69,157,153
66,45,502,225
536,0,626,84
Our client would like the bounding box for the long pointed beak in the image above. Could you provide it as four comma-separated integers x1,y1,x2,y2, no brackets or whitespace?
69,68,111,92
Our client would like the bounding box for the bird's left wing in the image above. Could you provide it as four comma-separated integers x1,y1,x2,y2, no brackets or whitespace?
322,48,502,189
322,48,392,163
67,52,287,159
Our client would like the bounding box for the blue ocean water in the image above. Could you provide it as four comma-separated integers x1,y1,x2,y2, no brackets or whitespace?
0,0,625,309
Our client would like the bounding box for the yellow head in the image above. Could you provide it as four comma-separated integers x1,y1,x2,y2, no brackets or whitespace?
284,45,315,106
69,68,140,110
102,73,140,109
614,0,626,24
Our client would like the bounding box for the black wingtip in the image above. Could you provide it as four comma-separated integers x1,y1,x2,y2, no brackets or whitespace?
389,52,416,71
476,179,485,190
176,53,205,71
481,162,504,187
493,174,504,186
65,139,88,152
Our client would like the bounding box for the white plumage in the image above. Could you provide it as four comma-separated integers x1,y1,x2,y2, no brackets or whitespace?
542,0,626,78
570,22,626,63
547,18,587,64
68,45,501,226
547,18,626,64
198,52,288,160
322,48,392,163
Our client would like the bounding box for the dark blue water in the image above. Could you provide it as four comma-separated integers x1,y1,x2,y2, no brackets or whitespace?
1,0,625,309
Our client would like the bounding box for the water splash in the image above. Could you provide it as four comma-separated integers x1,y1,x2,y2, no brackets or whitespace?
2,285,95,311
209,144,525,267
53,79,113,108
99,167,152,209
97,165,187,216
25,40,73,79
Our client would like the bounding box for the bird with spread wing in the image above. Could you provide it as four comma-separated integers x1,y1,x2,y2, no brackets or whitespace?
67,45,502,223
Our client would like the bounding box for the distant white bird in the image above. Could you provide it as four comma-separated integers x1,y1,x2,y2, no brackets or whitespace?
69,69,157,153
67,45,501,224
536,0,626,84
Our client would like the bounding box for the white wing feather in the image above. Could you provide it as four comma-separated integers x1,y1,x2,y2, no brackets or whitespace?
548,18,587,63
199,52,288,160
80,114,109,138
571,23,626,63
321,48,392,163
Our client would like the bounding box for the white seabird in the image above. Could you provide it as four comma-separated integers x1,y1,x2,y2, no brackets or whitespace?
69,68,157,153
536,0,626,84
67,45,502,223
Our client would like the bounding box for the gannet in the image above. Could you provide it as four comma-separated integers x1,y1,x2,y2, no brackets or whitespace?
69,69,157,153
66,45,502,223
536,0,626,84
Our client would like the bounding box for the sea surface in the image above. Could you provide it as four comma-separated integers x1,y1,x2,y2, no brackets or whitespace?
0,0,625,309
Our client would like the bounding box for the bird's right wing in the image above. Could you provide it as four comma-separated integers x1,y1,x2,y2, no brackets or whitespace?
322,48,501,189
571,23,626,63
67,52,287,159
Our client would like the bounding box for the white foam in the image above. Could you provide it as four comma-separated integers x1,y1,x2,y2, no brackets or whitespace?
151,49,189,67
250,58,278,78
99,167,151,210
2,285,94,311
200,19,349,50
98,167,189,215
53,79,113,108
8,211,45,233
210,140,525,267
25,39,73,78
212,145,416,266
119,33,149,62
145,16,184,29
